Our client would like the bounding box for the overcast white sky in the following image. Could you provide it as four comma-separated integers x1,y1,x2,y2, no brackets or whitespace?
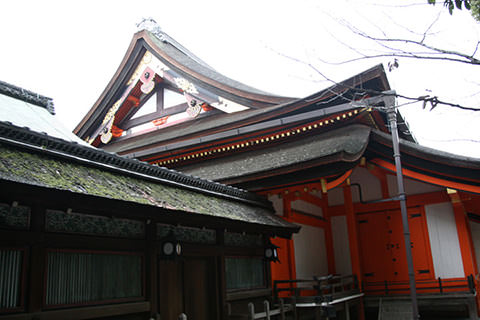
1,0,479,156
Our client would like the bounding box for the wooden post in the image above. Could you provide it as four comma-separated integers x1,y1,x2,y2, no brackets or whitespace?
449,190,477,278
264,300,271,320
343,183,365,320
279,298,286,320
283,194,297,281
146,220,158,317
28,205,46,313
448,189,480,316
248,302,255,320
322,193,336,274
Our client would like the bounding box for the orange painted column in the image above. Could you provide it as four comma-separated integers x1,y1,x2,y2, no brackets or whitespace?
449,190,479,316
283,194,297,281
270,193,297,298
344,183,365,320
449,191,477,278
322,193,336,274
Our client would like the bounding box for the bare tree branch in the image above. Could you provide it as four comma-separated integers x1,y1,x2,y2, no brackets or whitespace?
473,41,480,57
421,13,442,43
322,15,479,66
273,48,480,111
354,31,480,65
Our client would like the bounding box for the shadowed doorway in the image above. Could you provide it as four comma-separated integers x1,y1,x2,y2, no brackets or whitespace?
159,257,217,320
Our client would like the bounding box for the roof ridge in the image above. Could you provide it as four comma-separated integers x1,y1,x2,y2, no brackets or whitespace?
0,80,55,114
0,121,271,208
137,18,214,70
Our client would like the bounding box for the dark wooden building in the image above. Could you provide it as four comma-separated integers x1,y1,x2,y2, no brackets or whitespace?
0,80,299,320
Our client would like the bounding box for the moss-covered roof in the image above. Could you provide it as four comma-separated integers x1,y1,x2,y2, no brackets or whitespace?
0,143,295,231
181,124,371,181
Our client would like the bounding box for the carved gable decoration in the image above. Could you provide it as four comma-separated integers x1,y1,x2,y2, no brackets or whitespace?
91,50,250,145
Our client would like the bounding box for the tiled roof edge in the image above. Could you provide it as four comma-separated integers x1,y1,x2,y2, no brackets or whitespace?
0,80,55,115
137,18,214,70
0,121,271,208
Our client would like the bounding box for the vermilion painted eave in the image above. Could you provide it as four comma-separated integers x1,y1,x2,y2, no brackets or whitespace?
371,158,480,194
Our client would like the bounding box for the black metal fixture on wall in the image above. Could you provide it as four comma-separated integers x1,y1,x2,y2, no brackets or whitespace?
160,230,182,259
264,240,280,263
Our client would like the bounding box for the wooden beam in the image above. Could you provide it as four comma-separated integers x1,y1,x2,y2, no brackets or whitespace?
290,210,326,228
295,193,323,208
122,103,188,130
327,170,353,192
371,158,480,194
327,190,450,216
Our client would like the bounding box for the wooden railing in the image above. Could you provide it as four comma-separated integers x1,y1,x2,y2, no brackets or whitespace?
363,274,476,296
272,274,363,319
226,300,293,320
273,274,359,302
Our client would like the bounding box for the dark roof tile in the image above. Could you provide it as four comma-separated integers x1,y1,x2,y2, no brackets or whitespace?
0,80,54,114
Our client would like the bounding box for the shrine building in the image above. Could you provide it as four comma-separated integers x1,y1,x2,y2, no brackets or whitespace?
74,20,480,319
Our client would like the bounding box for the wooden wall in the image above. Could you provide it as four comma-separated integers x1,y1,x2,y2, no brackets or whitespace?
425,202,465,278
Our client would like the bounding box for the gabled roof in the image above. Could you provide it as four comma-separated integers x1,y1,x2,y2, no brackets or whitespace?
0,81,88,146
100,64,401,157
0,80,55,114
0,81,299,237
74,20,406,159
74,20,295,145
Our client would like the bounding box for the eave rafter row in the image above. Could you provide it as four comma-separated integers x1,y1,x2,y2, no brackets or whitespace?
154,109,366,167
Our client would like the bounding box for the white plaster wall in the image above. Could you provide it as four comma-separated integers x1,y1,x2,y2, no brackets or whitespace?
291,199,323,217
468,220,480,271
425,202,464,278
268,194,283,216
331,216,352,276
327,187,344,207
350,167,383,202
387,175,442,197
293,224,328,278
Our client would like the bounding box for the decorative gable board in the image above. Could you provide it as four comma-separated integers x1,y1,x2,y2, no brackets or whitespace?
90,51,250,146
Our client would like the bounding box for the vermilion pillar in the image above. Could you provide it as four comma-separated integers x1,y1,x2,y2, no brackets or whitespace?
449,190,477,278
322,193,336,274
343,182,365,320
283,194,297,281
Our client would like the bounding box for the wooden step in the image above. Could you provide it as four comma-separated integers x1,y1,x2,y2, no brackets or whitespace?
378,299,413,320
